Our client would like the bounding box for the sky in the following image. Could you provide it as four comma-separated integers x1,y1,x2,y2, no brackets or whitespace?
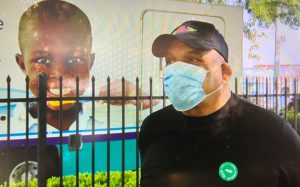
242,6,300,77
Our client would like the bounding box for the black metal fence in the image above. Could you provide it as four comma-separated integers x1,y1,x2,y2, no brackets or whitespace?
237,77,299,131
0,74,299,187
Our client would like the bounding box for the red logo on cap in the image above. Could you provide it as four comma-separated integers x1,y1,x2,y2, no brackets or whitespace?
175,25,197,34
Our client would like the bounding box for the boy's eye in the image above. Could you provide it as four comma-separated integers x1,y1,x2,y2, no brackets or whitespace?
36,58,51,64
66,58,83,64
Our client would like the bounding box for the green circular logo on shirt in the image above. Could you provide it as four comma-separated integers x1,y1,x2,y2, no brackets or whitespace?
219,162,238,181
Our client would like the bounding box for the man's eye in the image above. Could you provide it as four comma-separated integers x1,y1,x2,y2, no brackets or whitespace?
66,58,82,64
166,60,175,65
191,58,199,62
36,58,51,64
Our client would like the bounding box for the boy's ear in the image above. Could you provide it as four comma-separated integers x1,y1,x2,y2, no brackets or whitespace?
15,54,26,74
90,53,95,69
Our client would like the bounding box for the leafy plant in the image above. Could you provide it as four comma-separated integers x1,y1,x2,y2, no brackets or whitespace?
186,0,300,60
0,170,140,187
286,107,300,131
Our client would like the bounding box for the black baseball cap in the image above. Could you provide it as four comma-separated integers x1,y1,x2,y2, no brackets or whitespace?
152,20,228,62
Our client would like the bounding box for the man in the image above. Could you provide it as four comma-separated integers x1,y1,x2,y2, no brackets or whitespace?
139,20,300,187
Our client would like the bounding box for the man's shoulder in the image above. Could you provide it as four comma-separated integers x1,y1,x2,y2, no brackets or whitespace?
151,104,178,116
141,105,182,128
232,94,287,136
233,94,282,122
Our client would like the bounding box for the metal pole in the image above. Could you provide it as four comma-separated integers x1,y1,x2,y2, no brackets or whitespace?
256,77,259,105
121,77,125,187
275,77,279,114
235,77,238,95
6,76,11,187
107,77,111,187
135,77,140,187
25,76,30,187
266,77,269,110
150,77,153,114
75,76,79,187
92,76,95,187
294,79,298,133
284,78,288,120
38,73,47,187
59,76,63,187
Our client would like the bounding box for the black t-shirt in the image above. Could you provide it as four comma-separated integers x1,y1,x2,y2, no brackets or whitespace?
139,93,300,187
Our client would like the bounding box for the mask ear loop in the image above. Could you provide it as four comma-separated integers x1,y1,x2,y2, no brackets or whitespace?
159,57,165,80
205,82,223,98
207,60,225,73
205,60,225,97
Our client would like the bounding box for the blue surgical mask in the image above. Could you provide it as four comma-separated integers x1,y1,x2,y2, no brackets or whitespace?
163,61,222,111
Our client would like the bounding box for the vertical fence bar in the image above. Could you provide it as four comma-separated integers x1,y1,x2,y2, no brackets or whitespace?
75,76,79,187
272,77,275,112
294,78,298,132
282,77,285,111
163,81,166,108
25,76,29,187
235,77,238,95
91,76,95,187
284,78,288,120
6,76,11,187
38,73,47,187
107,77,111,187
245,77,248,100
250,77,253,101
249,77,251,100
121,77,125,187
150,77,153,114
266,77,269,110
59,76,63,187
270,77,272,110
275,77,279,114
256,77,259,105
260,77,263,106
135,77,140,187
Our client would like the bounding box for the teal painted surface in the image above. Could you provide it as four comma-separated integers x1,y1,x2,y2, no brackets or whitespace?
59,139,140,175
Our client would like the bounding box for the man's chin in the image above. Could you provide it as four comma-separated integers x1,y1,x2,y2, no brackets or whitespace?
47,100,76,111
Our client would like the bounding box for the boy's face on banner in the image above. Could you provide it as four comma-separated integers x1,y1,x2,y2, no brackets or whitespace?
16,21,94,111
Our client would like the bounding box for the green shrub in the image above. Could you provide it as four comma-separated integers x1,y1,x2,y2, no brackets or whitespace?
283,107,300,134
0,170,140,187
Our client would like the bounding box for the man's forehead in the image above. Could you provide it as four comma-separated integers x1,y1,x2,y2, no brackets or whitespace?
189,49,211,57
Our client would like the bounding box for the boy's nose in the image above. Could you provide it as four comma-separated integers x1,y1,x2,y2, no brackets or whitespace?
47,63,69,79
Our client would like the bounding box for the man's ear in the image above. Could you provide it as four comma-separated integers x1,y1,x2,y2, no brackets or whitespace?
222,62,232,85
15,54,26,74
90,53,95,69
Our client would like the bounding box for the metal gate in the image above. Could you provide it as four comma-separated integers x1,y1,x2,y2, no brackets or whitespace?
0,74,299,186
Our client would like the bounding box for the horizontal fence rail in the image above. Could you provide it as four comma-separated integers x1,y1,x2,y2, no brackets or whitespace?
0,75,299,186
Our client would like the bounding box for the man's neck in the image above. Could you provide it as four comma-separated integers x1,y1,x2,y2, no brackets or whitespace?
182,87,231,117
